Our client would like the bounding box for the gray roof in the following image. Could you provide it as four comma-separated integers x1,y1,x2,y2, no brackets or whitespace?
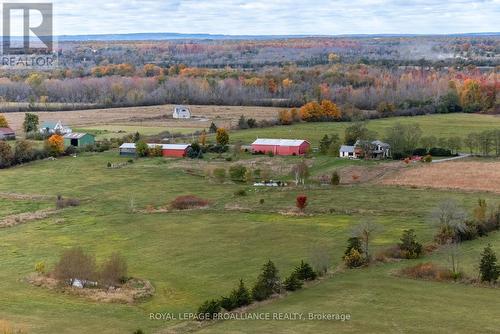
340,145,355,153
372,140,390,147
64,133,93,139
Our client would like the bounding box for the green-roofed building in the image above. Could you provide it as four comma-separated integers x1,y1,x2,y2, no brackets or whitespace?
63,133,95,148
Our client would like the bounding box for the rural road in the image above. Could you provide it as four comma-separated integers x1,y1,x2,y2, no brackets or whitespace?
432,153,471,163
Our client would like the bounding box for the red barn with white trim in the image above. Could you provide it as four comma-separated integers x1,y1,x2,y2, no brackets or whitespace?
162,144,191,157
251,139,310,156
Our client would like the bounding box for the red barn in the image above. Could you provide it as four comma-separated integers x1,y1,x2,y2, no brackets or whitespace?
162,144,190,157
251,139,310,156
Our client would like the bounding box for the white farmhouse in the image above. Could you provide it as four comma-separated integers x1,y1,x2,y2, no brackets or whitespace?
339,145,357,158
173,105,191,119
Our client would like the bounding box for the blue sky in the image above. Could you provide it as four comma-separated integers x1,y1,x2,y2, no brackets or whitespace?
24,0,500,35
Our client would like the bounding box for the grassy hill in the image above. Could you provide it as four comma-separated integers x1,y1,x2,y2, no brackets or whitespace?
0,114,499,333
229,113,500,148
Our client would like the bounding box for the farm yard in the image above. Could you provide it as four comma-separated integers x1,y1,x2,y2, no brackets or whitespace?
0,107,499,334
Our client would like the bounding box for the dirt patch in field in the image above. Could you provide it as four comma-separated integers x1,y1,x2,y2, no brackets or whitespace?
0,208,56,228
379,161,500,193
0,192,53,201
4,104,284,132
26,274,154,304
334,161,406,184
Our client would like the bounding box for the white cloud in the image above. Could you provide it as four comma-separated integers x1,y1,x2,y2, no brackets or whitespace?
48,0,500,35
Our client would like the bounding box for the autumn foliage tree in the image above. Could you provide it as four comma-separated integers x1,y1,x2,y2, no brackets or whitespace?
299,100,341,122
296,195,308,211
216,128,229,146
0,114,9,128
45,134,64,156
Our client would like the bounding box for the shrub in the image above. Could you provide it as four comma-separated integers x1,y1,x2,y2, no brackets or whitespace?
296,195,308,211
344,237,363,257
284,272,303,291
14,140,34,164
479,244,499,283
429,147,453,157
216,128,229,146
213,168,226,183
252,260,281,301
259,198,265,205
229,165,247,182
412,148,428,156
187,143,203,159
99,253,128,287
293,260,317,281
331,170,340,185
197,299,221,321
422,154,433,163
398,229,423,259
148,145,163,157
135,140,149,157
400,263,453,281
0,141,14,168
35,261,46,274
234,189,247,197
170,195,209,210
65,145,77,156
343,248,365,268
55,195,80,209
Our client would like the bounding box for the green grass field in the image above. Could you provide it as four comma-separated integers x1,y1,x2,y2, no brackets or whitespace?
74,125,199,140
0,113,499,334
229,113,500,148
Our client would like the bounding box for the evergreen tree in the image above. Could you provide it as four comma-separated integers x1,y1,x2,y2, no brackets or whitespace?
344,237,363,257
398,229,423,259
209,122,218,134
252,260,281,301
231,279,252,308
238,115,249,129
479,244,499,283
331,170,340,185
284,272,303,291
23,113,39,133
293,260,317,281
319,135,332,154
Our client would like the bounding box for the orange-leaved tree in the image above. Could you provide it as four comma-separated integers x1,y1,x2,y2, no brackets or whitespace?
321,99,341,119
46,134,65,156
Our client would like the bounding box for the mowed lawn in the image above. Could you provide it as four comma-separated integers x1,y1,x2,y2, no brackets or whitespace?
0,151,499,333
229,113,500,148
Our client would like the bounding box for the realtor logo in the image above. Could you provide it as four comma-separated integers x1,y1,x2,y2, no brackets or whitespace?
1,2,57,68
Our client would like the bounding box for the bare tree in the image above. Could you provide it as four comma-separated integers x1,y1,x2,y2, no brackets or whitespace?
53,247,96,286
352,220,383,261
309,244,332,276
291,160,309,185
99,253,128,287
443,241,461,279
431,199,468,243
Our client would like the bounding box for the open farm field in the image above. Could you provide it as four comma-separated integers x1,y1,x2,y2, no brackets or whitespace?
0,149,499,334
